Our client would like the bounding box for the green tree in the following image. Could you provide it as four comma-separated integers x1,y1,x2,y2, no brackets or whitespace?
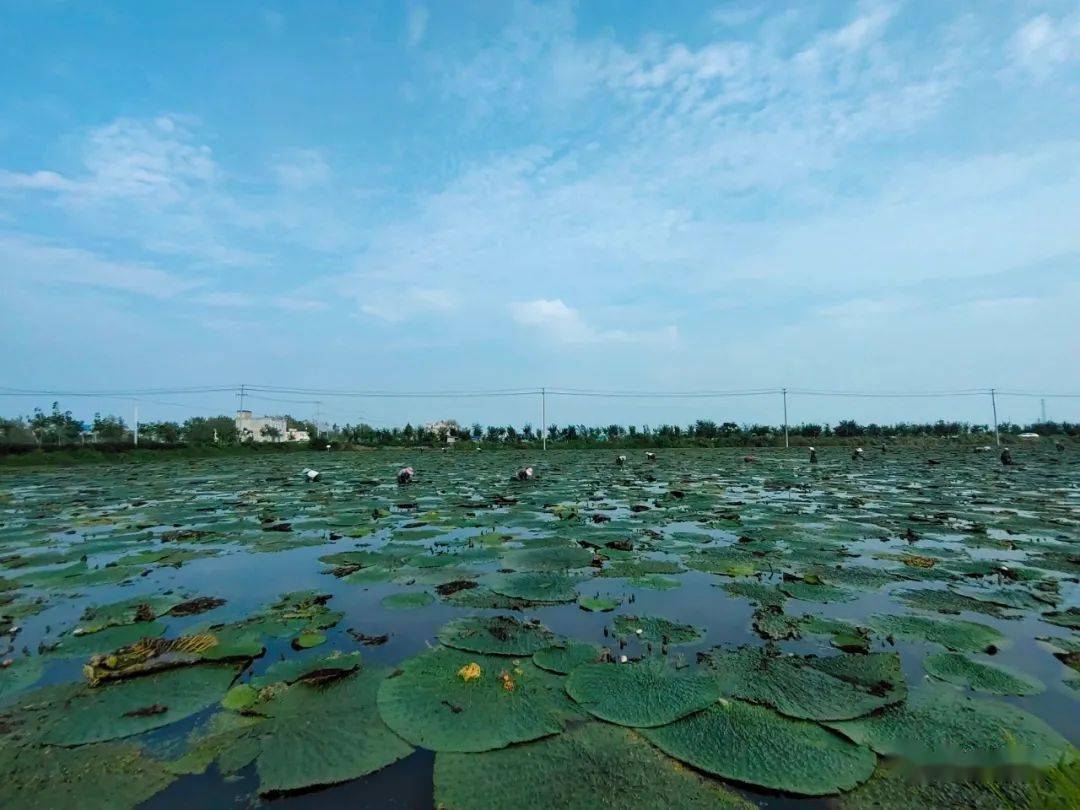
92,413,128,441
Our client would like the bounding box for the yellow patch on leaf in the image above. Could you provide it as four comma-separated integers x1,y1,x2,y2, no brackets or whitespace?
457,662,482,682
499,670,516,692
902,554,936,569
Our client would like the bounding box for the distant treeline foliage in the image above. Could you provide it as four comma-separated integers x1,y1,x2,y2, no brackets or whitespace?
1,403,1076,452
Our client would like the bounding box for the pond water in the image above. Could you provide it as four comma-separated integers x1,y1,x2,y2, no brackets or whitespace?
1,447,1077,808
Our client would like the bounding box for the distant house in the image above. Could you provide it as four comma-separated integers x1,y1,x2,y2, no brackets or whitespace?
1018,432,1041,440
425,419,461,443
235,410,290,443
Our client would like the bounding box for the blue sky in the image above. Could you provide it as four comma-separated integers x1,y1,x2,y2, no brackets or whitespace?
1,1,1078,429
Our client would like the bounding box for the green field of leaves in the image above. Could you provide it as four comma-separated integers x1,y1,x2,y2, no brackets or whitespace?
1,447,1077,807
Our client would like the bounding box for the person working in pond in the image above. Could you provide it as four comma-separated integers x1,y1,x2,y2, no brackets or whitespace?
1000,448,1013,466
809,447,818,464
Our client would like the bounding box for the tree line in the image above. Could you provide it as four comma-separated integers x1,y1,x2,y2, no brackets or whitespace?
2,403,1075,451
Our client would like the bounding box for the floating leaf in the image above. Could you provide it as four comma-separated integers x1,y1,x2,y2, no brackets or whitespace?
483,572,580,603
377,646,572,752
438,616,556,656
182,666,412,794
612,614,702,646
532,641,605,674
923,652,1044,695
11,665,237,746
0,742,174,810
380,591,434,610
251,651,361,689
565,658,719,727
435,722,751,809
578,595,620,612
829,685,1071,768
643,698,877,795
703,646,906,721
870,614,1005,653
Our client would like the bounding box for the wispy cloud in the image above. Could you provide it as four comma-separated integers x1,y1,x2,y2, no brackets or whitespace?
1010,10,1080,79
0,234,202,299
359,287,459,323
510,299,677,346
406,5,429,48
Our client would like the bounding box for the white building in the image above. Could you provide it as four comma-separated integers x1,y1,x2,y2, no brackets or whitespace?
235,410,309,443
425,419,460,443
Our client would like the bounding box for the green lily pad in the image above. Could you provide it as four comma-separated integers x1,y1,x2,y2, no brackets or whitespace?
376,646,572,752
380,591,434,610
895,588,1014,619
12,664,238,746
722,581,787,607
50,622,167,659
532,642,605,674
829,685,1071,768
434,722,752,809
222,684,260,712
923,652,1044,695
181,665,413,794
483,572,580,603
76,595,185,634
780,580,857,604
565,658,719,727
628,574,681,590
703,646,906,721
0,742,175,810
839,763,1049,808
869,614,1005,653
251,651,362,689
438,616,556,656
0,657,44,706
612,615,702,646
578,595,621,612
500,546,595,571
643,698,877,795
292,631,326,650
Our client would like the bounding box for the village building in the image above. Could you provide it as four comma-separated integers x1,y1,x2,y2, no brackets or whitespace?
235,410,310,443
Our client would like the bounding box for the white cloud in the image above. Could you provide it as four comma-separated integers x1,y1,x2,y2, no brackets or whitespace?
359,286,458,322
0,234,201,299
406,5,429,47
509,299,677,346
272,149,332,190
1011,11,1080,78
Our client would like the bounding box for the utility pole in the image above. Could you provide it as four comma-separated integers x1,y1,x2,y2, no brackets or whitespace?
133,401,139,446
314,401,322,438
990,388,1000,446
1041,398,1047,422
541,387,547,452
238,383,246,413
782,387,789,449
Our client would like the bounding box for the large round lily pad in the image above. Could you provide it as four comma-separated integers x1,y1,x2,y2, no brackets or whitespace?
435,722,752,809
8,665,237,746
532,641,605,674
828,685,1071,768
642,698,877,795
704,646,906,721
377,646,573,752
483,572,580,603
923,652,1044,696
500,546,595,571
380,591,434,610
612,615,702,646
176,665,413,795
565,658,719,727
0,742,175,810
869,613,1004,653
437,616,556,656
